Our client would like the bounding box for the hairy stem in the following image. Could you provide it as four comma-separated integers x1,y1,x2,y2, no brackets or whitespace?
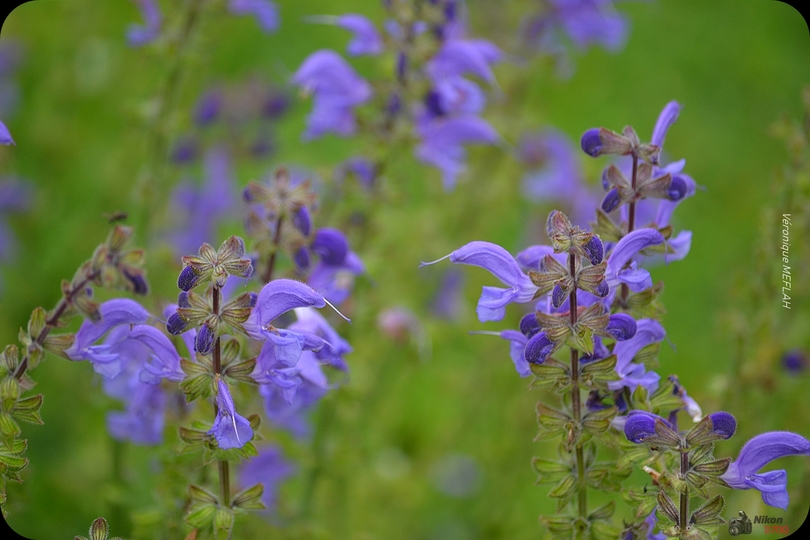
679,449,689,531
569,253,587,518
261,215,284,283
13,268,101,380
619,154,640,308
212,286,230,508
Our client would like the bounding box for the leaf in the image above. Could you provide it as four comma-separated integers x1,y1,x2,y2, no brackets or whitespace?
89,517,109,540
532,458,571,485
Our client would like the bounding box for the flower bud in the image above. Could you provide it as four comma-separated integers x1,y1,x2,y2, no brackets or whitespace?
524,332,554,365
595,280,609,297
293,247,311,270
195,323,215,354
292,206,312,236
624,411,663,444
667,175,688,201
311,228,349,265
708,412,736,439
178,265,199,291
601,188,621,213
124,270,149,295
583,236,604,265
519,312,540,337
551,283,567,308
580,128,603,157
606,313,637,341
166,313,187,335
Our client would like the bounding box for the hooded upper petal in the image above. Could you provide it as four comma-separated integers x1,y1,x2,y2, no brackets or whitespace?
245,279,326,338
66,299,151,359
651,101,682,148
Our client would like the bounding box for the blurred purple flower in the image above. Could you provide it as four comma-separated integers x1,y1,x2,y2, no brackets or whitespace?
126,0,162,47
292,50,372,139
229,0,280,33
209,379,253,449
290,307,351,371
426,39,502,84
415,116,499,190
608,318,665,393
239,446,295,511
783,349,807,374
307,251,364,305
169,147,237,255
107,382,166,445
0,119,13,146
194,89,223,127
309,14,383,56
336,156,377,189
519,129,599,226
260,380,326,438
431,268,465,320
721,431,810,509
0,177,31,263
525,0,628,53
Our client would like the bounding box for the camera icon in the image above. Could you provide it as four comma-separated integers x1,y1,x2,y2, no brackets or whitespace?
728,511,752,536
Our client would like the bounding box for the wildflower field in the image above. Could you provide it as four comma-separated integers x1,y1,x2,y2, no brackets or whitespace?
0,1,808,539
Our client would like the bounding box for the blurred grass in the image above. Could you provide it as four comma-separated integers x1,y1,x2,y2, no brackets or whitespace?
0,0,809,538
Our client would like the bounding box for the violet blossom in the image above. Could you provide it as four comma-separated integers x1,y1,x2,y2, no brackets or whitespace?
238,446,295,511
126,0,162,47
308,14,383,56
208,379,253,449
228,0,280,33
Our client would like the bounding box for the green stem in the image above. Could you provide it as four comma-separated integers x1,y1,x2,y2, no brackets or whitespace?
212,286,230,509
679,449,689,532
619,154,639,309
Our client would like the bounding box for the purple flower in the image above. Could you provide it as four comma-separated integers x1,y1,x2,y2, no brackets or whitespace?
605,228,665,292
290,307,351,371
238,446,295,511
608,319,665,394
129,325,185,383
169,147,237,257
310,228,349,265
244,279,327,339
520,129,598,227
498,330,531,377
707,412,736,439
250,329,320,400
193,89,223,127
580,128,602,157
307,251,364,305
260,381,326,438
426,77,486,118
606,313,637,341
527,0,628,53
783,349,807,374
415,115,499,190
309,15,383,56
524,332,554,365
623,410,667,444
720,431,810,509
229,0,280,33
126,0,162,47
0,119,13,145
208,379,253,449
426,39,502,84
0,177,30,264
292,50,372,139
421,241,537,322
336,157,377,189
430,268,465,321
107,382,166,445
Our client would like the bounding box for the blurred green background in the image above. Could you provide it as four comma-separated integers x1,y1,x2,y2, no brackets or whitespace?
0,0,809,538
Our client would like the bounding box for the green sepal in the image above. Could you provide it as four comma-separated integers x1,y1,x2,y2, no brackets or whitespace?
581,407,616,434
656,490,679,523
590,520,620,540
539,514,574,536
684,471,708,489
617,443,654,470
626,282,665,320
106,225,133,252
210,441,258,462
547,474,577,500
89,517,110,540
74,293,101,323
0,346,20,376
12,394,44,425
682,526,712,540
685,416,723,447
223,358,256,383
579,355,618,389
213,507,234,540
247,414,261,431
231,483,265,511
690,495,725,526
189,484,219,505
27,307,47,339
180,373,214,403
42,333,75,358
568,325,595,355
588,501,615,522
0,378,20,412
181,358,208,376
649,379,683,415
529,359,571,392
532,458,571,485
0,413,21,438
185,503,217,530
591,209,624,243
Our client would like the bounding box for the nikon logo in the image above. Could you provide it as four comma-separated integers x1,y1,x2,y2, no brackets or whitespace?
753,516,784,524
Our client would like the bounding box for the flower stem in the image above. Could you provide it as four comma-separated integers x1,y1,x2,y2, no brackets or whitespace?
568,253,587,518
679,449,689,532
261,215,284,283
212,286,230,509
13,268,101,380
620,154,640,308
